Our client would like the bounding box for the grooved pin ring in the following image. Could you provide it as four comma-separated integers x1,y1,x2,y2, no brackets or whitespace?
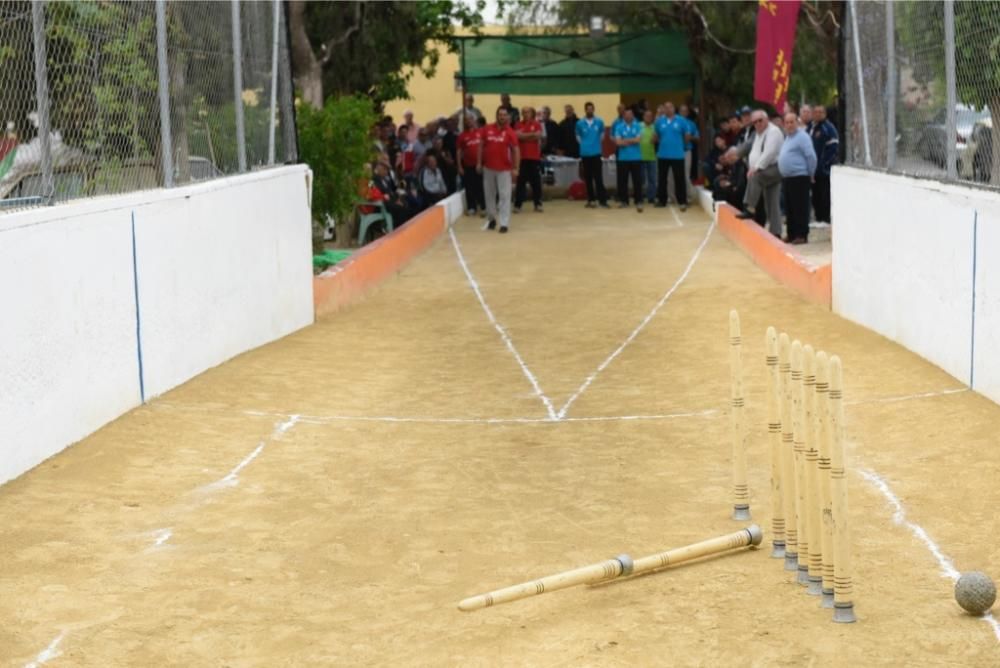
616,554,634,577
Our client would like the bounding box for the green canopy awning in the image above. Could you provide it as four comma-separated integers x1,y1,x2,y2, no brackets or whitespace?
458,32,696,95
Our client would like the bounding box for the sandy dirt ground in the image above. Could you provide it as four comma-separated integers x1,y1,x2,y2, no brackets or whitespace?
3,201,999,666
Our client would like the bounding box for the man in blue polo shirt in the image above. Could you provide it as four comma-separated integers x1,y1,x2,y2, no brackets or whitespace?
575,101,609,208
613,108,644,211
653,102,688,210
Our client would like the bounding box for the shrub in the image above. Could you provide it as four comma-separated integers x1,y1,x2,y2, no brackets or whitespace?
297,95,378,250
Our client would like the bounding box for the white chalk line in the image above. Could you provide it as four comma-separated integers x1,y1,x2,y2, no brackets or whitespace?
161,384,965,427
556,219,716,419
669,205,685,227
847,387,968,406
204,415,300,490
858,469,1000,642
23,632,65,668
449,227,558,420
148,528,173,550
28,415,302,662
244,408,721,425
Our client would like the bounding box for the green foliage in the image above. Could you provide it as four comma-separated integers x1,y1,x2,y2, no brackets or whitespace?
184,94,282,174
302,1,485,107
297,95,378,248
44,1,159,161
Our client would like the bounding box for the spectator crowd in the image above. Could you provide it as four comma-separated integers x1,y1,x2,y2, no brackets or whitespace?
364,92,839,243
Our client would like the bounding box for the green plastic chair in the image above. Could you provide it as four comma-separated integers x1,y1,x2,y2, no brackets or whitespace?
356,200,394,245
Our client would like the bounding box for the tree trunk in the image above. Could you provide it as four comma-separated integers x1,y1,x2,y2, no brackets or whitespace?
288,1,323,108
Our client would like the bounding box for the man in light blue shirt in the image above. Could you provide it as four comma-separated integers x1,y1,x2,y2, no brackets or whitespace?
613,108,644,211
653,102,689,210
779,111,817,244
575,101,609,208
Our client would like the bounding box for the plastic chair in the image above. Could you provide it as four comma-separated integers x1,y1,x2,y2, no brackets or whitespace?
356,200,394,245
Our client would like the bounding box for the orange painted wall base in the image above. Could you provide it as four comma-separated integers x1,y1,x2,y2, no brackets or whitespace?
313,206,446,318
716,204,831,308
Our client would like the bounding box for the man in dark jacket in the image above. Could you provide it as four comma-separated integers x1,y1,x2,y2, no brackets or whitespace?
540,106,560,155
810,105,839,223
558,104,580,158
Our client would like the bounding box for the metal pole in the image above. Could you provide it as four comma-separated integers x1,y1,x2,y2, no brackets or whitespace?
277,1,297,162
155,0,174,187
886,0,896,170
848,0,872,166
267,0,279,165
944,0,957,180
30,0,53,202
231,0,247,172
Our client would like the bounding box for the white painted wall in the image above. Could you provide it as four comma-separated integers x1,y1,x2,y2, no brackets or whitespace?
438,191,465,226
0,166,313,485
832,167,1000,403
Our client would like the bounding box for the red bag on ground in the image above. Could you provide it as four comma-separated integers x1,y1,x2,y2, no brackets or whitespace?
567,180,587,200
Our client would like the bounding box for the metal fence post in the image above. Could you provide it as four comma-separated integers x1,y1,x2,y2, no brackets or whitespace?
277,2,297,163
156,0,174,187
848,0,872,166
267,0,279,166
944,0,957,180
231,0,247,172
886,1,896,171
30,0,53,202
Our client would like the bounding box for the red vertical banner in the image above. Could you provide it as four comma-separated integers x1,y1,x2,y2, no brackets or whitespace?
754,0,801,112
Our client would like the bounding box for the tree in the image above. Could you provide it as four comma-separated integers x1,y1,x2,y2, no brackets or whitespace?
288,1,485,108
297,95,377,250
498,0,840,122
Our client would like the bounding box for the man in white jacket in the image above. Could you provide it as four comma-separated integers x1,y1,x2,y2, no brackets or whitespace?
733,110,785,237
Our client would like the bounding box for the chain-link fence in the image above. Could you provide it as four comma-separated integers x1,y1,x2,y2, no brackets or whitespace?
845,0,1000,189
0,0,297,213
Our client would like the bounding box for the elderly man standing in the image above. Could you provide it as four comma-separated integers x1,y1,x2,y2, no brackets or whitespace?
810,105,839,223
799,104,813,130
456,94,483,130
477,107,520,234
558,105,579,158
778,111,817,244
734,110,784,237
539,106,560,155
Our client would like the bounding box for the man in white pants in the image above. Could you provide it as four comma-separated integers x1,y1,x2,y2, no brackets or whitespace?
477,107,520,233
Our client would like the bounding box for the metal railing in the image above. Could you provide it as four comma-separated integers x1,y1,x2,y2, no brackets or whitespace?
0,0,297,213
845,0,1000,188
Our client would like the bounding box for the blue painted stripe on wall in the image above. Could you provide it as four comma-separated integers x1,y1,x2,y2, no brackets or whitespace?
131,211,146,403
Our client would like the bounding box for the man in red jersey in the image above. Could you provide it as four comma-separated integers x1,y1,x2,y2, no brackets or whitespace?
477,107,520,233
457,114,485,216
514,106,544,213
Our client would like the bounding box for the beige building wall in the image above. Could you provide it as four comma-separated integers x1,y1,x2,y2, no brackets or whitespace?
384,32,621,126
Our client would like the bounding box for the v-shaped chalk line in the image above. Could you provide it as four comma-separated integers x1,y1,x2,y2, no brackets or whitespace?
557,220,716,418
449,228,559,420
450,219,715,422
